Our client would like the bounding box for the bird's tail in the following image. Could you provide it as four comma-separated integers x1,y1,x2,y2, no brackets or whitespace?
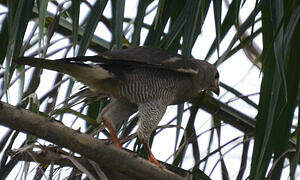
14,57,113,89
15,57,82,74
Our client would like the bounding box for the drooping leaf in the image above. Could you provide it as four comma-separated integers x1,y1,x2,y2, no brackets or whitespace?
52,107,97,126
174,104,183,154
4,0,34,102
212,0,222,57
131,0,150,46
71,0,80,55
144,0,178,46
191,0,211,45
78,0,108,56
250,0,285,178
182,0,201,57
0,17,9,65
159,9,186,49
39,0,50,56
271,4,300,178
205,0,259,60
112,0,125,49
0,131,19,174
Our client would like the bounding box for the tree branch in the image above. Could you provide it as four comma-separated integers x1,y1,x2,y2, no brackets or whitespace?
0,101,185,180
11,149,132,180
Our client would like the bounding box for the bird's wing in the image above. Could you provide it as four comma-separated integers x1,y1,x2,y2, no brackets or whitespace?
98,47,201,75
14,47,207,82
60,47,202,75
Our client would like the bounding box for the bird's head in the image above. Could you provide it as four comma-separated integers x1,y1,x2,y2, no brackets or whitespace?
207,65,220,96
195,61,220,96
211,69,220,96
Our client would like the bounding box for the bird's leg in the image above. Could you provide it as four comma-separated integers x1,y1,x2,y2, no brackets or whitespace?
137,102,167,166
102,119,122,149
142,141,161,166
97,99,137,149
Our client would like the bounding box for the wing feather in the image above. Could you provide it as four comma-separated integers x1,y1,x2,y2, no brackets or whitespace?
26,47,210,76
97,47,202,75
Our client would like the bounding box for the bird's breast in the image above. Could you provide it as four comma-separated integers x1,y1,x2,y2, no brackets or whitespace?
111,68,196,105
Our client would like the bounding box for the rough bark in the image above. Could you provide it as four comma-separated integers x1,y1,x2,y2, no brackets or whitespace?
11,149,133,180
0,101,185,180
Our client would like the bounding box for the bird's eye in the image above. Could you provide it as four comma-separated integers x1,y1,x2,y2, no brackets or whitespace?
215,72,219,79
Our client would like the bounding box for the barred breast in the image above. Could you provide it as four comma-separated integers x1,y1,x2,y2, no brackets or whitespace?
114,67,195,105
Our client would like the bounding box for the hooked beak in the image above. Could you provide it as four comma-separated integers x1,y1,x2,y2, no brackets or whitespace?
212,85,220,96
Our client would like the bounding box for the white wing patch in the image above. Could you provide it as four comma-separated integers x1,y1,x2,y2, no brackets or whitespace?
162,57,182,63
176,68,198,74
101,55,114,59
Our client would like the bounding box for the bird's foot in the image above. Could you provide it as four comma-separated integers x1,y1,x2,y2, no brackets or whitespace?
112,137,122,149
148,153,161,167
143,142,161,167
102,120,122,149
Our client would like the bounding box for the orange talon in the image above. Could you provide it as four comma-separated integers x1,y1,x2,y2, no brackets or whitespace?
143,142,161,166
148,153,161,166
103,120,122,149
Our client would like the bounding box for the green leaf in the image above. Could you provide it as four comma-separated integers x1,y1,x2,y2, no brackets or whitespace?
250,2,300,178
71,0,80,55
131,0,149,46
0,130,13,153
237,135,250,180
272,4,300,178
144,0,177,46
4,0,34,102
212,0,222,57
7,0,17,29
250,1,285,178
215,27,261,66
160,7,186,49
172,102,199,167
271,0,287,103
0,131,19,175
205,0,257,60
52,108,97,126
182,0,201,57
153,0,165,30
16,66,25,103
191,0,211,45
86,99,111,133
112,0,125,49
0,17,9,65
255,58,281,176
202,93,256,129
174,104,183,154
250,0,259,41
283,3,300,62
78,0,108,56
220,82,258,109
159,0,187,50
59,79,75,122
291,106,300,178
39,0,50,56
87,102,101,121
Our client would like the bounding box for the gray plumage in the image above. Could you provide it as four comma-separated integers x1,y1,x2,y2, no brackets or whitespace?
15,46,220,163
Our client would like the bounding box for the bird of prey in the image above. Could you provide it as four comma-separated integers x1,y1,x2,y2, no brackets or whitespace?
15,46,220,166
